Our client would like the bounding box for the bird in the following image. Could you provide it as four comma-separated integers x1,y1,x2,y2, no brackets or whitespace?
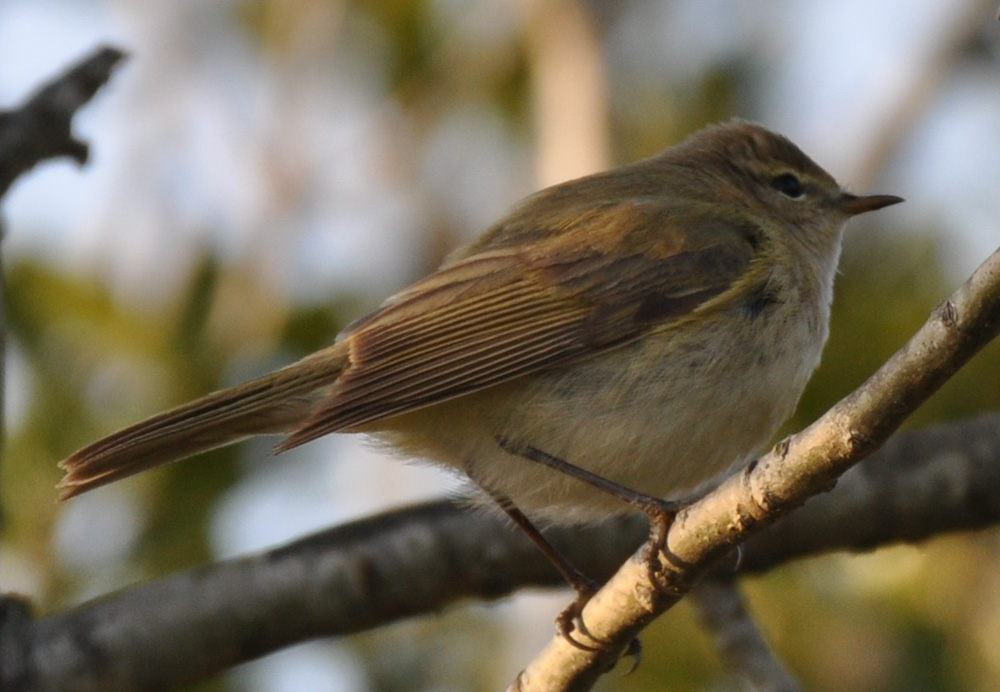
57,120,901,632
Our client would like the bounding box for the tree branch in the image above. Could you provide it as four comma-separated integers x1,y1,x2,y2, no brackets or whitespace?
689,580,802,692
736,410,1000,575
0,45,127,537
511,242,1000,690
4,409,1000,690
0,45,126,198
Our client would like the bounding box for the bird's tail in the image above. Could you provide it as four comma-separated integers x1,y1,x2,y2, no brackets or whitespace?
57,347,349,500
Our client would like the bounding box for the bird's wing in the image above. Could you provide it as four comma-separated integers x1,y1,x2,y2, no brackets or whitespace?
278,199,762,450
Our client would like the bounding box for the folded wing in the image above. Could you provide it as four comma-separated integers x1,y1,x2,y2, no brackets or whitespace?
279,199,761,450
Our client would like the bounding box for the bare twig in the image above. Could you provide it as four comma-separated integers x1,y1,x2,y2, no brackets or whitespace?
0,45,126,535
735,410,1000,575
510,243,1000,691
0,46,126,198
690,580,802,692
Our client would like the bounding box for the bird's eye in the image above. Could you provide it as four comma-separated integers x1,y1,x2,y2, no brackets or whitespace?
770,173,805,199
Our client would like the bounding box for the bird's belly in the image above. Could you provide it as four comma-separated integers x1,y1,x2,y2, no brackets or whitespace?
366,308,824,523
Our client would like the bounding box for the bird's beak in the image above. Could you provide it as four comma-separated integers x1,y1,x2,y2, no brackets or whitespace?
837,193,904,216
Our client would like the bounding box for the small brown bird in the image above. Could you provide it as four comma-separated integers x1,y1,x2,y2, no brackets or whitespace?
58,120,901,614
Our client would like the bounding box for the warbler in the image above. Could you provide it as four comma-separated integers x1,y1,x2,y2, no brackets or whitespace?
58,120,901,579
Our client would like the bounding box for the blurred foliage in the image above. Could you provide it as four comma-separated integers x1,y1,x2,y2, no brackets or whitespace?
2,249,353,594
3,0,1000,691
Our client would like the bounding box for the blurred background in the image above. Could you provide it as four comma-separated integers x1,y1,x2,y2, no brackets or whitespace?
3,0,1000,690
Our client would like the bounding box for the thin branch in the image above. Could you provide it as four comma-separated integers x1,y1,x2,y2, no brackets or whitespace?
689,580,801,692
0,45,127,536
510,242,1000,691
4,410,1000,690
0,46,126,198
734,410,1000,575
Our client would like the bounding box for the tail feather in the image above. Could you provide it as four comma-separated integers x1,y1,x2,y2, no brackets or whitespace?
57,347,348,500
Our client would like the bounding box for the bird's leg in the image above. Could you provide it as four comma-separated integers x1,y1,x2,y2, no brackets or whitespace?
484,490,604,651
495,436,683,588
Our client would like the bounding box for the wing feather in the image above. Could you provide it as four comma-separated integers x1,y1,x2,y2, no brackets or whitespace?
278,201,761,450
